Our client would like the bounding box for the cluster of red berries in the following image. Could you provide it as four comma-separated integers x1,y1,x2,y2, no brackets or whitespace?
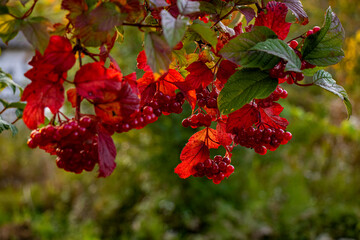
193,155,235,184
256,86,288,108
269,60,305,82
306,26,321,37
114,105,158,133
114,91,185,133
196,88,218,109
233,126,292,154
182,112,213,128
150,91,185,114
27,116,99,173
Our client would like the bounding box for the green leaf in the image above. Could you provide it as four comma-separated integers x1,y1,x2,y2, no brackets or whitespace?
21,17,50,54
160,10,189,48
250,38,302,72
190,20,217,48
15,108,23,118
302,66,325,76
177,0,200,15
7,102,26,109
0,98,9,107
0,68,22,94
144,32,172,74
219,26,280,70
301,7,345,66
313,70,352,118
0,115,18,136
0,14,22,44
218,69,278,115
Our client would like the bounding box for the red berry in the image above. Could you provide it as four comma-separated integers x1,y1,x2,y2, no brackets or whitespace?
284,131,292,141
204,158,212,168
313,26,321,33
27,138,37,148
289,40,298,49
214,155,222,163
306,30,314,36
206,98,218,108
182,118,190,128
222,157,230,165
143,106,153,115
254,146,267,155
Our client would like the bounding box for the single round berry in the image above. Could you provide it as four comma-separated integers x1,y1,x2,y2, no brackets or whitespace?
289,40,298,49
306,30,314,36
313,26,321,33
182,118,190,128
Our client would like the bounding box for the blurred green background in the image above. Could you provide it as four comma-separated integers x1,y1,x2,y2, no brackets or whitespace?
1,0,360,239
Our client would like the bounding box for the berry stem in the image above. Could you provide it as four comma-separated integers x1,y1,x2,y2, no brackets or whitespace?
0,107,7,115
76,39,83,120
294,81,314,87
122,22,161,28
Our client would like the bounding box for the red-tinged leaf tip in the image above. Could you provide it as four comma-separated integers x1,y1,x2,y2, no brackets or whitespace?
255,1,291,40
21,80,65,129
43,35,76,73
259,102,289,129
74,62,123,102
175,140,210,179
97,128,117,177
137,50,152,72
226,104,260,133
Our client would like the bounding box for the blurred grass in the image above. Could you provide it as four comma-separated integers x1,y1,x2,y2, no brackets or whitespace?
1,0,360,239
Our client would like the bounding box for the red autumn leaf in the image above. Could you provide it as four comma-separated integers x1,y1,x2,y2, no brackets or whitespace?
94,82,140,124
137,50,152,72
216,60,238,84
216,120,233,147
43,35,76,73
165,69,197,109
74,62,123,102
137,71,157,105
259,102,289,129
21,80,64,129
157,70,179,97
175,140,209,178
175,127,220,178
97,127,117,177
184,61,214,90
255,1,291,40
123,72,139,96
226,104,259,133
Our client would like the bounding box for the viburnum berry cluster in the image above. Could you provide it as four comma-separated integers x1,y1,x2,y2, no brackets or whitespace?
0,0,350,183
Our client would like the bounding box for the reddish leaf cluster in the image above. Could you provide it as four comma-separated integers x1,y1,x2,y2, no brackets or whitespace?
22,36,75,129
17,0,343,184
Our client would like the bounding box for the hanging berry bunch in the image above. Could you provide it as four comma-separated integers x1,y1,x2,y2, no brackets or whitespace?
0,0,350,183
